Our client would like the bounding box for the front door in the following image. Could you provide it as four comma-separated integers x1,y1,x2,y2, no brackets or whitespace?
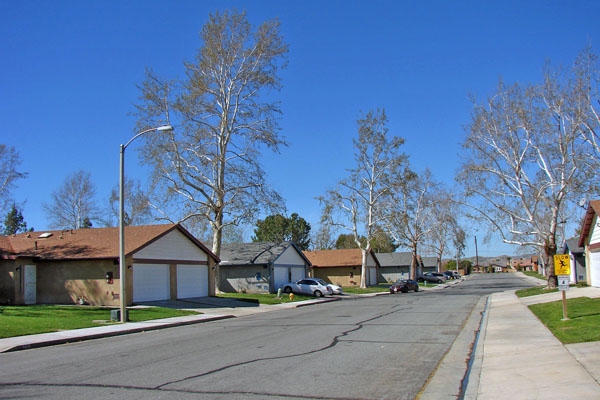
23,265,36,304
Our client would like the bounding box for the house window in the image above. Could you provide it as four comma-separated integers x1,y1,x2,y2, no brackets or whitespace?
349,272,354,278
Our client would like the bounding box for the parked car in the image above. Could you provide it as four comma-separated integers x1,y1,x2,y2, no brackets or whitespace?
417,272,446,283
389,279,419,293
282,278,333,297
444,271,462,279
327,283,343,295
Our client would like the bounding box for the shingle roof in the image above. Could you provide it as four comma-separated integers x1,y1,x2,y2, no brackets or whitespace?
0,224,217,261
376,252,413,267
304,248,379,268
219,242,310,266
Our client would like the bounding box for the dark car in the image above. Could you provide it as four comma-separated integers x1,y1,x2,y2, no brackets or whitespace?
417,272,446,283
444,271,461,279
389,279,419,293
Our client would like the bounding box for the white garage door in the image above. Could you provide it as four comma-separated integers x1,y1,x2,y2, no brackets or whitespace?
274,266,305,291
177,265,208,298
133,264,170,302
590,252,600,288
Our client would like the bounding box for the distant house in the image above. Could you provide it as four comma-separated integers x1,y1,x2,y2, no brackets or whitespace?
562,238,586,284
219,242,310,294
376,252,412,282
482,256,512,273
511,257,537,272
0,224,219,306
304,248,380,287
578,200,600,287
420,256,439,274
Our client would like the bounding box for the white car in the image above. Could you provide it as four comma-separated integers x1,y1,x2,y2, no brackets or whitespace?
282,278,333,297
327,283,343,295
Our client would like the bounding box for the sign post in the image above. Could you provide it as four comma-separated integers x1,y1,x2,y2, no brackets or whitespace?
554,254,571,321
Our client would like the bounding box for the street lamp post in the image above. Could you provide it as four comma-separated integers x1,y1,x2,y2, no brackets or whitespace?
119,125,173,323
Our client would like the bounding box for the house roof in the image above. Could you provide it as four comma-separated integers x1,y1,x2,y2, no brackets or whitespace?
0,224,218,262
376,252,413,267
304,248,380,268
219,242,310,266
564,237,584,254
579,200,600,248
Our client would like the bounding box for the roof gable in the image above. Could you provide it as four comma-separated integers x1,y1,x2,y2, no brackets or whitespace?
579,200,600,247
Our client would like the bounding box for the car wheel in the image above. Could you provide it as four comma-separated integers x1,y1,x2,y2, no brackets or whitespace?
401,287,408,293
414,286,419,292
283,286,292,294
437,279,442,283
314,290,323,297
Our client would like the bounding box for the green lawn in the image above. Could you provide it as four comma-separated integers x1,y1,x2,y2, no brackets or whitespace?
528,297,600,344
0,305,199,339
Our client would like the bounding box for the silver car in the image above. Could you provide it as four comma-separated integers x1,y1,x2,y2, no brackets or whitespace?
282,278,333,297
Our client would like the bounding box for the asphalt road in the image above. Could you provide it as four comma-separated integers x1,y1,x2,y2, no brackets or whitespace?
0,273,533,400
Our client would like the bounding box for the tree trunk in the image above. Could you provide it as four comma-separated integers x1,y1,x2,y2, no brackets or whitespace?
360,248,368,288
544,234,558,288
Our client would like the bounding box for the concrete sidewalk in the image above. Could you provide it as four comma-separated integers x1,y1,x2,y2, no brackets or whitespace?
463,276,600,400
420,274,600,400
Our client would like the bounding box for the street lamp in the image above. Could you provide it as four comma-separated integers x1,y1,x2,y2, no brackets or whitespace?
119,124,173,322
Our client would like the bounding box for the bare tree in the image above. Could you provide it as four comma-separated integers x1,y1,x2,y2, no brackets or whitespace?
423,185,463,272
320,109,411,288
43,170,99,229
105,178,154,227
0,144,27,212
385,169,434,279
134,10,288,264
458,55,593,285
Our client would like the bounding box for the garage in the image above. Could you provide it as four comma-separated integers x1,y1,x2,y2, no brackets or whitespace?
133,264,170,302
177,265,209,298
590,252,600,287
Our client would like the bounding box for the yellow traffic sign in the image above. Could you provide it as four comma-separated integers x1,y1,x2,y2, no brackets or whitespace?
554,254,571,275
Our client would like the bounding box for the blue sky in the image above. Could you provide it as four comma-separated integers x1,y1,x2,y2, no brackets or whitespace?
2,0,598,257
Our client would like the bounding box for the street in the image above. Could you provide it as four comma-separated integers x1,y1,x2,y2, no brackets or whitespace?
0,274,533,400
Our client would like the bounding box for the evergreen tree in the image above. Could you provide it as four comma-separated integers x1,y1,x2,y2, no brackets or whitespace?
252,213,311,250
3,204,28,235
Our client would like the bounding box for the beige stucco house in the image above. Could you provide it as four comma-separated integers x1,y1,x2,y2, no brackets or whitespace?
304,248,380,287
0,224,219,306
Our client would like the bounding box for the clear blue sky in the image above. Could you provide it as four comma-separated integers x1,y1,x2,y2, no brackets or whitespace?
2,0,598,257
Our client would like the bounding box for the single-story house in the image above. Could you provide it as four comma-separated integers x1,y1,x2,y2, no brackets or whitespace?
578,200,600,287
480,256,512,273
0,224,219,306
511,257,537,272
219,242,310,293
420,256,439,274
562,238,586,284
376,252,412,282
304,248,380,287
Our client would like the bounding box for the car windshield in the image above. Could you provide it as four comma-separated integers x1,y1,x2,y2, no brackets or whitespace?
395,280,407,284
316,279,328,285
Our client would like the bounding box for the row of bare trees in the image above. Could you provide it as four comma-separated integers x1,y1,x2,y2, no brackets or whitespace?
4,10,598,289
458,47,600,285
317,109,465,286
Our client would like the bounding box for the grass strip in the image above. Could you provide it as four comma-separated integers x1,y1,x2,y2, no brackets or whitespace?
0,305,198,339
528,297,600,344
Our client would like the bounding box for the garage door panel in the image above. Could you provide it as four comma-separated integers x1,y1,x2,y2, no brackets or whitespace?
177,265,208,298
133,264,169,302
591,252,600,287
